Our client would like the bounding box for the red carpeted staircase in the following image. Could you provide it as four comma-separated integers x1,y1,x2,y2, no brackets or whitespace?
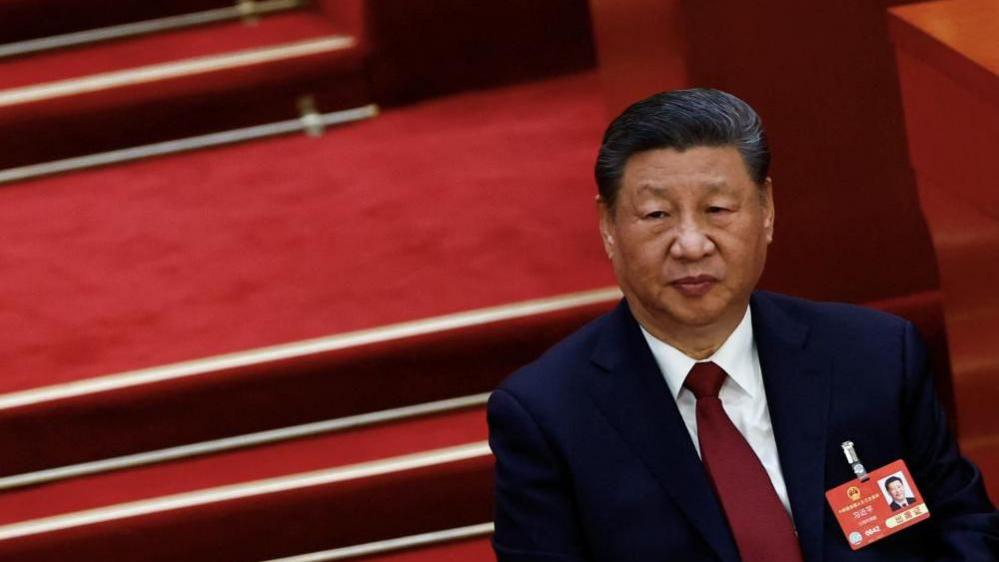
0,0,602,558
0,407,494,561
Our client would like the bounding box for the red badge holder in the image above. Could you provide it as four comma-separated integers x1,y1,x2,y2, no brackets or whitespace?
825,441,931,550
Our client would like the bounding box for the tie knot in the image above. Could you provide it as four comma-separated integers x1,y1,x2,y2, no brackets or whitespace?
684,361,727,399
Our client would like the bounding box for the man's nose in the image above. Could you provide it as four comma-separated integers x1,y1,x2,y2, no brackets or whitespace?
669,220,716,261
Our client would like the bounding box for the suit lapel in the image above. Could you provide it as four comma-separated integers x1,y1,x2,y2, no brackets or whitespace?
583,301,739,562
751,292,832,562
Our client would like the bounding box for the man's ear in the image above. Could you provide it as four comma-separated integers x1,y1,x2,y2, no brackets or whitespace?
596,195,615,259
761,177,775,244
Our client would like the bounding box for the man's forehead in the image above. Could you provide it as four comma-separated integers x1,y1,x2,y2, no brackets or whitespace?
632,178,730,199
622,146,750,190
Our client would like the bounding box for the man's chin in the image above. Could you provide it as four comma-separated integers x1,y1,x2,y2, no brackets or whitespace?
625,289,733,330
653,298,727,329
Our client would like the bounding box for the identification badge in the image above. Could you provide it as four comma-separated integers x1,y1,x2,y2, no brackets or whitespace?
825,442,930,550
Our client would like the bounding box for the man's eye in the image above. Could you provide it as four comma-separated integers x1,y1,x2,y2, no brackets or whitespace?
644,211,668,219
707,206,731,214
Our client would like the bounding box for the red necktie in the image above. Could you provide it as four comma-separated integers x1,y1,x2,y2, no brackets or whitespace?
685,362,803,562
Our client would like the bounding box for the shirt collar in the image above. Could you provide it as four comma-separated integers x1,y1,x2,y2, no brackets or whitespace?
639,306,758,400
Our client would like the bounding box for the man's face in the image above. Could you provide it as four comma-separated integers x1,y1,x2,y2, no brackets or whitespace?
598,146,774,338
888,480,906,502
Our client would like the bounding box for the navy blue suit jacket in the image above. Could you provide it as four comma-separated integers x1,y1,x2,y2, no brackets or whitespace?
488,292,998,561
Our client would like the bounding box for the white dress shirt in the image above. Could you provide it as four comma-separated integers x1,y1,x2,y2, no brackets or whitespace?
639,307,794,519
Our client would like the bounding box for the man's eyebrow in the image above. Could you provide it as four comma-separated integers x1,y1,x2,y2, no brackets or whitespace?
636,179,730,195
636,183,669,196
703,179,729,191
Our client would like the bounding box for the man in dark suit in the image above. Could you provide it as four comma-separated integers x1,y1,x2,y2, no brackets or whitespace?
885,475,918,512
487,89,998,561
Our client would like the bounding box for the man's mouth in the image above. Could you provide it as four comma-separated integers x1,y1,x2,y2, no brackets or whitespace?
670,275,718,297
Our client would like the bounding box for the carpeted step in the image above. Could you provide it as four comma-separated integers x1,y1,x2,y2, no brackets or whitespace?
0,10,368,169
0,12,351,89
0,406,487,524
0,291,615,477
0,73,614,474
262,524,494,561
0,409,492,561
0,450,493,561
320,536,493,562
0,72,610,392
0,0,235,45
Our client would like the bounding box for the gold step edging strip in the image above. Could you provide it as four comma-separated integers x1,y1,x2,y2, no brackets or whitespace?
0,104,379,185
261,522,495,562
0,393,490,491
0,35,355,107
0,287,621,410
0,0,306,60
0,441,492,542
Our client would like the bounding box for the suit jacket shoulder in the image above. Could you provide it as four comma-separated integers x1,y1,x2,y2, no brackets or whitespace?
753,290,909,341
497,306,608,399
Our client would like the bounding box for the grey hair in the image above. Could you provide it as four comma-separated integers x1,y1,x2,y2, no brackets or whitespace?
595,88,770,208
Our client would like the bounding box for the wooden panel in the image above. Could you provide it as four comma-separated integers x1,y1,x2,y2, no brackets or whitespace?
588,0,689,118
890,0,999,216
890,0,999,77
890,0,999,502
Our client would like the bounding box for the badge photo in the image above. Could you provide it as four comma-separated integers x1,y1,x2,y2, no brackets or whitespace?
880,472,918,512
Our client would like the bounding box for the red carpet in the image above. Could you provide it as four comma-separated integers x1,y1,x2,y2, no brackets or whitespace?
0,296,614,475
0,455,494,561
0,9,369,168
0,407,486,524
351,536,494,562
0,71,612,393
0,4,597,561
0,13,345,89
